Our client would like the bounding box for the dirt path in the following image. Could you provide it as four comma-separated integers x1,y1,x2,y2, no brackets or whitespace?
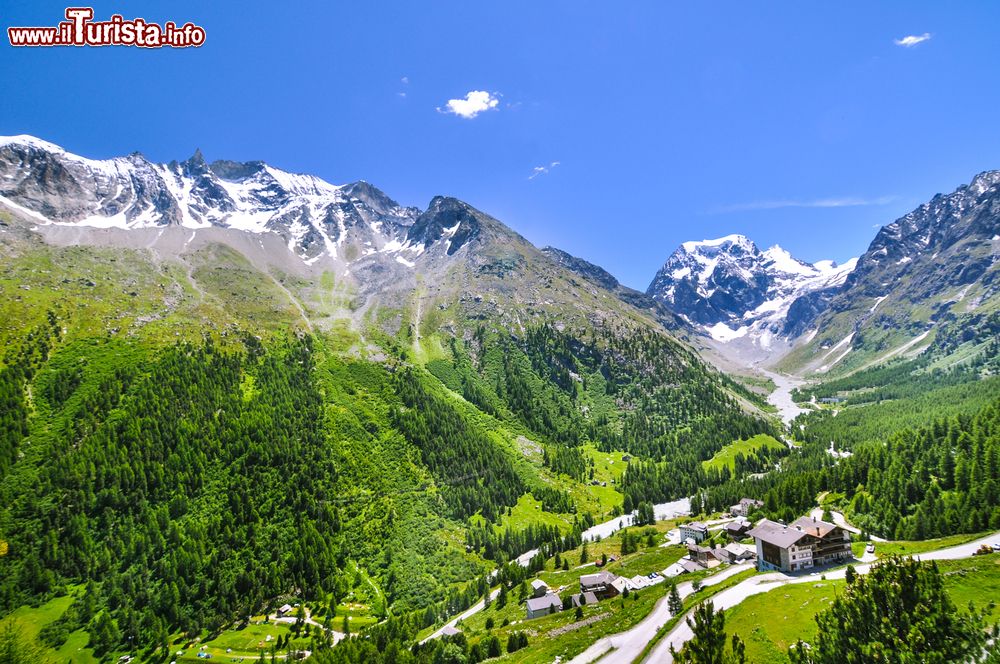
411,290,423,356
184,264,209,304
264,271,313,333
269,606,346,645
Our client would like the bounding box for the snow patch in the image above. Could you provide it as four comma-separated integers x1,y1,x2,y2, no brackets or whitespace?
706,322,749,342
0,195,52,223
817,332,855,373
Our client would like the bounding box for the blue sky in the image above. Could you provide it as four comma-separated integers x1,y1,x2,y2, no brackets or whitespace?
2,2,999,289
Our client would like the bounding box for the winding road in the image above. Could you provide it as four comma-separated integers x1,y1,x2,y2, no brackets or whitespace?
420,589,500,644
567,563,753,664
421,499,692,643
567,529,1000,664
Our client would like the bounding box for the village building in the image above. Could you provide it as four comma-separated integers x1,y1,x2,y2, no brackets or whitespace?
610,576,635,595
679,559,704,574
440,625,462,637
276,604,293,617
525,593,562,619
686,542,714,566
632,573,665,589
730,498,764,517
719,541,755,563
679,521,709,543
661,562,686,578
725,518,751,539
530,579,549,598
686,542,727,567
579,570,619,599
570,591,598,608
748,516,852,572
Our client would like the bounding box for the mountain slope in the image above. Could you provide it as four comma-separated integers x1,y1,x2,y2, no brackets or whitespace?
779,171,1000,376
0,135,778,661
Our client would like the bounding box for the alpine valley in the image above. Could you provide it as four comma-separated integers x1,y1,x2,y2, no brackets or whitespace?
1,135,999,664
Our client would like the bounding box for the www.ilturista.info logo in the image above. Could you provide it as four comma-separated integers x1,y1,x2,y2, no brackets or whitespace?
8,7,205,48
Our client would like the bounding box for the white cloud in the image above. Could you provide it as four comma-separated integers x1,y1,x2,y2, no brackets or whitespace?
401,76,409,84
711,196,896,214
528,161,561,180
438,90,500,119
895,33,931,47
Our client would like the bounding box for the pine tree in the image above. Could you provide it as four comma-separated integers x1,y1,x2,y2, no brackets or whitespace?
789,557,992,664
670,601,746,664
668,583,683,616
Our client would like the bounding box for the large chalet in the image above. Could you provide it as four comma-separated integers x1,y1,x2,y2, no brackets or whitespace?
747,516,852,572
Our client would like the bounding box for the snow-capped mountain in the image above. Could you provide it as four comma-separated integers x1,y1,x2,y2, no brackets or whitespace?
646,234,856,348
0,135,477,266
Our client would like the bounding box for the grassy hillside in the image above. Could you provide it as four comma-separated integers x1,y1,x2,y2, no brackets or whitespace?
0,218,777,662
702,434,785,473
725,554,1000,664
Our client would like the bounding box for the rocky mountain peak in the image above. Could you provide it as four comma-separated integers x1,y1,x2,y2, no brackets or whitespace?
647,234,855,348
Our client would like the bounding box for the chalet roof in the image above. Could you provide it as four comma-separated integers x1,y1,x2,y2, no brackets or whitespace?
530,579,549,589
526,594,562,613
790,516,838,539
662,562,686,577
747,519,808,548
580,570,616,587
611,577,634,593
679,559,703,573
748,516,840,548
441,625,462,636
680,521,708,532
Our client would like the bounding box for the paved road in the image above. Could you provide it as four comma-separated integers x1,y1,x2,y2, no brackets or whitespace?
641,530,1000,663
420,589,500,644
566,563,753,664
422,497,690,644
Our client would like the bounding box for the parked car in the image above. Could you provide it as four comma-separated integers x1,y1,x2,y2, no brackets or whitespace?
865,543,875,554
992,542,1000,552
